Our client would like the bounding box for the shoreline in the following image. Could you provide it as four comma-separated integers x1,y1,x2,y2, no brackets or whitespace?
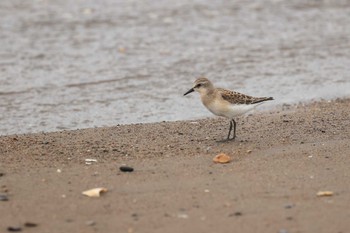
1,95,347,137
1,98,350,233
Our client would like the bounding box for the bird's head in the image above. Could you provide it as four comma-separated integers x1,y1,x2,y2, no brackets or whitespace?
184,77,213,96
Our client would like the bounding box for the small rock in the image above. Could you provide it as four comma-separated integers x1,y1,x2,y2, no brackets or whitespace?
119,166,134,172
284,204,293,209
131,213,139,220
164,213,170,217
177,213,189,219
278,229,288,233
234,212,242,216
24,222,38,227
0,194,8,201
85,220,95,226
7,226,22,232
228,211,242,217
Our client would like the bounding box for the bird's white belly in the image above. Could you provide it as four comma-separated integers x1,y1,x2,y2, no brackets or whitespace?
205,100,261,119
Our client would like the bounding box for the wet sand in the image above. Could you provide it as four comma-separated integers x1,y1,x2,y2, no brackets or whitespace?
1,98,350,233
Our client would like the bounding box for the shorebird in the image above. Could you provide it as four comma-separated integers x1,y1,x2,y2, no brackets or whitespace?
184,77,273,141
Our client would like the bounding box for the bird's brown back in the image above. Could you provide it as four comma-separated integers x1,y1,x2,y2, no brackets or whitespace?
218,88,273,105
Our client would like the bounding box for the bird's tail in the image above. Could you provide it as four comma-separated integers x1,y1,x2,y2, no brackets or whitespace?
252,97,274,104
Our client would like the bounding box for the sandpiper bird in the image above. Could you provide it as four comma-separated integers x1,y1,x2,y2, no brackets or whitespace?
184,77,273,141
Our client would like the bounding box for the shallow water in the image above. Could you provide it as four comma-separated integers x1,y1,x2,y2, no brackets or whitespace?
1,0,350,135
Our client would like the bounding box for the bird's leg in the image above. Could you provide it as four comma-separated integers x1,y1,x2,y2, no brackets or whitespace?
232,119,237,140
226,120,233,140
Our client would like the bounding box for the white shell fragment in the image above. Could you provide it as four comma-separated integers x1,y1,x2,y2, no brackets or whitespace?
316,191,334,197
85,159,97,162
85,159,97,165
82,188,108,197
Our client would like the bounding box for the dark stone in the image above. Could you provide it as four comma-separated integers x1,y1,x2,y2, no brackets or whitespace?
284,204,293,209
119,166,134,172
228,211,242,217
7,226,22,232
234,212,242,216
24,222,37,227
0,194,8,201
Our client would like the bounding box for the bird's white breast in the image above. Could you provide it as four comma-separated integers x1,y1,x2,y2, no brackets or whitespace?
205,100,263,119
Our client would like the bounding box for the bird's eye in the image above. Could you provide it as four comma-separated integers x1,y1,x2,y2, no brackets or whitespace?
196,83,202,88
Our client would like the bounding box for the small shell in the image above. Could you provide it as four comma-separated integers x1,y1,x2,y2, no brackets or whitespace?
316,191,334,197
82,188,108,197
213,153,231,164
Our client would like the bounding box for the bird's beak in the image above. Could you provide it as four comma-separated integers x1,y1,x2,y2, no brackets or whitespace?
184,88,194,96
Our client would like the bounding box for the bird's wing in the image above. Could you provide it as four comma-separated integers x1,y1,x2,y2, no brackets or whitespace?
218,88,273,105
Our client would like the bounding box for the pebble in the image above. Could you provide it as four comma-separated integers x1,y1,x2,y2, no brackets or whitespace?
284,204,293,209
85,220,95,226
233,212,242,216
177,213,189,219
7,226,22,232
0,194,9,201
131,213,139,220
228,211,242,217
119,166,134,172
24,222,38,227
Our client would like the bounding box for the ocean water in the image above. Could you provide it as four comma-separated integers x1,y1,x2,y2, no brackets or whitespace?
1,0,350,135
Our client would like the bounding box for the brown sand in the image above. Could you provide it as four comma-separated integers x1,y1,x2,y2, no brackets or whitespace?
1,99,350,233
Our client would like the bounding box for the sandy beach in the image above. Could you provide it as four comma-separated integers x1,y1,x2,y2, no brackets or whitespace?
1,98,350,233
